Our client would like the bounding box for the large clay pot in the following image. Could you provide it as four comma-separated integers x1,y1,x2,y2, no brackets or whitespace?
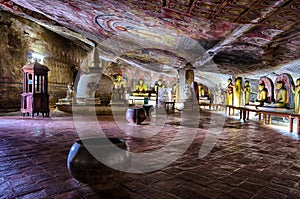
143,104,154,116
67,137,131,190
126,108,146,124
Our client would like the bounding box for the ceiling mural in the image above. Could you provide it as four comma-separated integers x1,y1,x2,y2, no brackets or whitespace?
0,0,299,82
94,14,178,48
122,49,185,67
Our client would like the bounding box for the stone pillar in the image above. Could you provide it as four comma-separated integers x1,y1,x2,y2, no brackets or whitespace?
177,68,186,103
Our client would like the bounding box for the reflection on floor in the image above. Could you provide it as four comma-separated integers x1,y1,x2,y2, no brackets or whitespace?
0,108,300,198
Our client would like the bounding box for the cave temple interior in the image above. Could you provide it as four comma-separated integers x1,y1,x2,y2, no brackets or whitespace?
0,0,300,198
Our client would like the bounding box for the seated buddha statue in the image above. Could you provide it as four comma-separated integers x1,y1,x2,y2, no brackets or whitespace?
274,81,288,107
255,83,268,106
133,79,148,97
58,83,74,104
114,74,126,89
136,79,147,92
66,83,74,100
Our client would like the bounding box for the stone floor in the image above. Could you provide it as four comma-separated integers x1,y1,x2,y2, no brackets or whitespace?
0,108,300,199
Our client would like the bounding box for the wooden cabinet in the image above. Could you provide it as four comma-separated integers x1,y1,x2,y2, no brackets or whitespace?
20,62,50,117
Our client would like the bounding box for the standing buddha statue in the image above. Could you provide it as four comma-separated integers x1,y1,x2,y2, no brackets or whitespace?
292,78,300,114
233,77,243,107
243,80,251,105
225,78,234,106
112,74,126,101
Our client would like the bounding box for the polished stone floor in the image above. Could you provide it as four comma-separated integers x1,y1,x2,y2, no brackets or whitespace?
0,108,300,199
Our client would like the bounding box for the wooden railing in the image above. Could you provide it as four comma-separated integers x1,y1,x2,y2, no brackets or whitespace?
198,103,300,134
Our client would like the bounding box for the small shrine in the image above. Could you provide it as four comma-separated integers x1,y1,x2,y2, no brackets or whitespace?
20,61,50,117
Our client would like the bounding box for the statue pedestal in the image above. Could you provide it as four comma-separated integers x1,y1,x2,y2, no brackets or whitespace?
85,98,101,105
111,99,129,105
57,98,73,105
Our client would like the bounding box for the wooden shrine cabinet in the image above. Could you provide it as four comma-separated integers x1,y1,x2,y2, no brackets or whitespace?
20,62,50,117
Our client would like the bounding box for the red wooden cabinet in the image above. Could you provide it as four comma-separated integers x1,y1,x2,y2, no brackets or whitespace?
20,61,50,117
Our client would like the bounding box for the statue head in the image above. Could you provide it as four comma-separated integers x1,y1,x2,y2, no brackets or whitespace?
276,81,284,89
67,83,73,89
244,80,249,86
158,80,163,86
259,82,265,91
296,78,300,86
235,77,242,86
228,78,232,84
116,74,122,81
138,79,144,85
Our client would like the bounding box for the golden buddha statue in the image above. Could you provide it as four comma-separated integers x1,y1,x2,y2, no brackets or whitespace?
136,79,147,92
256,82,268,106
113,74,126,89
292,78,300,114
200,87,205,97
225,78,234,105
198,85,205,97
133,79,148,97
243,80,251,105
274,81,288,107
233,77,243,107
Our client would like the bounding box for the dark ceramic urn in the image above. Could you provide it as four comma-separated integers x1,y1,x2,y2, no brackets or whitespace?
142,104,154,117
67,137,131,190
126,107,146,124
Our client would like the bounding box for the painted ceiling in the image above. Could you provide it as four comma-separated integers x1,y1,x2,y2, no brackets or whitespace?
0,0,299,82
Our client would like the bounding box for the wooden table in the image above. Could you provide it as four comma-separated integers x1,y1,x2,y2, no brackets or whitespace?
164,101,175,112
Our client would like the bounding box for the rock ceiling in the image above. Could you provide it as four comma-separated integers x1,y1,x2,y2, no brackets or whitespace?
0,0,299,82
